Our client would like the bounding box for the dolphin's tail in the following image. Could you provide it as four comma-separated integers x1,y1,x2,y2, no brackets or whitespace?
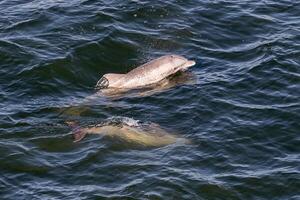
66,121,87,142
95,76,109,90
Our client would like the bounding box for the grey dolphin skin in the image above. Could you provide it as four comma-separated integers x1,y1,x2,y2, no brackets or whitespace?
96,55,196,89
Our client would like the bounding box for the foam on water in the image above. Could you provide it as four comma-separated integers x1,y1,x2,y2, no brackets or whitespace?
105,116,140,127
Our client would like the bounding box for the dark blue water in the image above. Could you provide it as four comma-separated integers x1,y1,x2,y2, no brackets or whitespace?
1,0,299,199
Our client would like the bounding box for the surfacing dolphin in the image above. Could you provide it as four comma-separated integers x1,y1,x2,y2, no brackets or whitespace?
96,55,196,90
92,71,196,98
68,117,189,148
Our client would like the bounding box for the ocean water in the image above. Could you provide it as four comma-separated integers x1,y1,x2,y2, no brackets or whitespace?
0,0,299,199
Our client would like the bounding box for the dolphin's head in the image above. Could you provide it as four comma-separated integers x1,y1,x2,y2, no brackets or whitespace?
169,55,196,72
181,60,196,71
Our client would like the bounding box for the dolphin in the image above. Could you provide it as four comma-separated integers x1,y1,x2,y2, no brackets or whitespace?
93,71,197,98
68,118,189,148
96,55,196,90
58,72,196,117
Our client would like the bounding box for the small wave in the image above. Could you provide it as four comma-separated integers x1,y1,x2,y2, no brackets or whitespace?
214,98,299,110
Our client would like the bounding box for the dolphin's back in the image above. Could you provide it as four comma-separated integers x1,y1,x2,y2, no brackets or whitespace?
127,55,185,76
127,55,175,76
93,125,177,147
97,54,193,89
122,55,186,87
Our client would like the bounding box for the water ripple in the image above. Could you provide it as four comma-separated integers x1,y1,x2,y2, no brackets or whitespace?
0,0,299,199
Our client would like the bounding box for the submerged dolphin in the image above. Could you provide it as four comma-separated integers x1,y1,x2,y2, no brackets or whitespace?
68,118,189,147
96,55,196,89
